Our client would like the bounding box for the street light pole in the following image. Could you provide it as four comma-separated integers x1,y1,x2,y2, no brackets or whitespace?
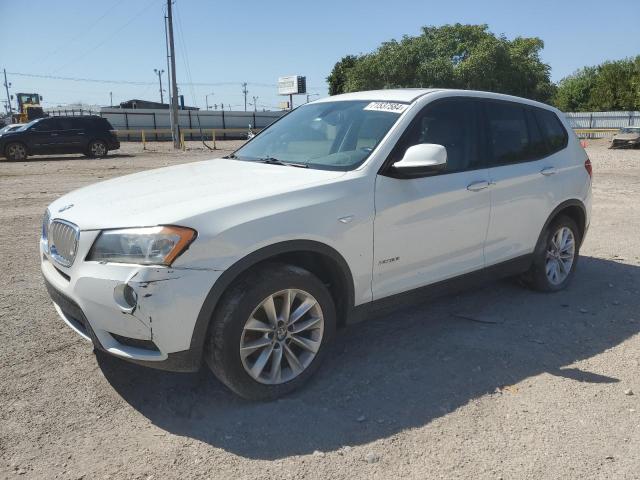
154,68,165,104
205,92,214,110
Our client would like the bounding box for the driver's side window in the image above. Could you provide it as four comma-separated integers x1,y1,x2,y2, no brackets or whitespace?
31,119,58,132
393,98,482,174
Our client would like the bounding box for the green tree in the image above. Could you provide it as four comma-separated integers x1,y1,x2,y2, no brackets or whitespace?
326,24,555,102
326,55,359,95
554,57,640,111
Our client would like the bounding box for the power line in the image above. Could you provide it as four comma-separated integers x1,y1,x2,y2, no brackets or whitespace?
30,0,127,70
6,71,302,88
51,0,162,75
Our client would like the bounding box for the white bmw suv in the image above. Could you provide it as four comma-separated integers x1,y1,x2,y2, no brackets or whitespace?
41,89,592,399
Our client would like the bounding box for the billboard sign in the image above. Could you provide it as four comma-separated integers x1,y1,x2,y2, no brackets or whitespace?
278,75,307,95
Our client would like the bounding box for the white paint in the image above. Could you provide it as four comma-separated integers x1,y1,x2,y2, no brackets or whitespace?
41,88,591,363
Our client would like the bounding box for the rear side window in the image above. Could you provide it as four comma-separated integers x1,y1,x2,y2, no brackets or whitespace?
57,118,75,130
534,108,568,154
484,101,536,165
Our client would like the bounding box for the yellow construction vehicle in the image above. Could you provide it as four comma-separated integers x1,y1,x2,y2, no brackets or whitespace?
12,93,45,123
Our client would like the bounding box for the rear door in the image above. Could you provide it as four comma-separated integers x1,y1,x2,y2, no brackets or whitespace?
27,118,63,153
372,97,491,299
483,101,567,266
53,118,86,153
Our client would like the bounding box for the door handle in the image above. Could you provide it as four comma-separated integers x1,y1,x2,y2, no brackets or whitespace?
467,180,489,192
540,167,557,176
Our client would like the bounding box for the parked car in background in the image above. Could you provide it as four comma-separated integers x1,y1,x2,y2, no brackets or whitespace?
610,126,640,149
0,123,25,136
41,89,591,400
0,115,119,161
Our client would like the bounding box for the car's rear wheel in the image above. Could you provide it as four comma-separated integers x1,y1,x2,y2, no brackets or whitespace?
205,263,336,400
85,140,108,158
5,142,27,161
522,215,580,292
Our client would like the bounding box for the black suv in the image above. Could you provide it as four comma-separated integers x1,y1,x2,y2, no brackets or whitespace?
0,116,120,161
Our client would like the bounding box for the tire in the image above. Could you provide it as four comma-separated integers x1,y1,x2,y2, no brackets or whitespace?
85,139,108,158
4,142,28,161
205,262,336,400
522,215,581,292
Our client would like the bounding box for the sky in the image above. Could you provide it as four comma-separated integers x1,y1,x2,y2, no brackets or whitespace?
1,0,639,112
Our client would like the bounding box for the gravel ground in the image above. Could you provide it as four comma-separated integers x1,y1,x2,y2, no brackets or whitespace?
0,139,639,479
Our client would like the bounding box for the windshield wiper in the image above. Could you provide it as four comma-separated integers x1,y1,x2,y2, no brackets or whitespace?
258,157,308,168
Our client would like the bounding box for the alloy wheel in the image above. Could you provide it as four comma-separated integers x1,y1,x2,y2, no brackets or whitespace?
8,144,26,161
545,226,575,285
240,289,324,385
91,141,107,156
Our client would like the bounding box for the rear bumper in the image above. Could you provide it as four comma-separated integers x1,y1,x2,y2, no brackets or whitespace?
108,139,120,150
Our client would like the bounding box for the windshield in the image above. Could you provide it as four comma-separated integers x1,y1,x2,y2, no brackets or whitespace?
620,127,640,134
233,100,407,170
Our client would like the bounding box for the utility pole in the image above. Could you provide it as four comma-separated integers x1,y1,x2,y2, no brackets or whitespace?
154,68,165,103
252,96,258,112
163,12,173,143
3,69,12,114
241,82,248,111
166,0,180,149
109,91,113,107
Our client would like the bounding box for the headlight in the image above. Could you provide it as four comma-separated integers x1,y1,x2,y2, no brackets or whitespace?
42,209,50,253
87,226,196,265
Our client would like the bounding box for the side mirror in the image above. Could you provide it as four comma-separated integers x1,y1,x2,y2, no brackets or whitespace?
392,143,447,177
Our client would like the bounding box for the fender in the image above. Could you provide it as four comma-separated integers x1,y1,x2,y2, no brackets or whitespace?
186,239,355,368
536,199,587,249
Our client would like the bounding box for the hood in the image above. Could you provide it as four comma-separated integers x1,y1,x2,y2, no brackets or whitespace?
48,158,346,230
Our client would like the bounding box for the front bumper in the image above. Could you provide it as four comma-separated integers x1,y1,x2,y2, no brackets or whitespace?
41,231,221,371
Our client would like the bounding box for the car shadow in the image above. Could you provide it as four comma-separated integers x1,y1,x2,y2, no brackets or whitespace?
97,256,640,460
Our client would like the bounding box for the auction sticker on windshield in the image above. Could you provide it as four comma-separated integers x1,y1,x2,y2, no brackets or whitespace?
363,101,408,113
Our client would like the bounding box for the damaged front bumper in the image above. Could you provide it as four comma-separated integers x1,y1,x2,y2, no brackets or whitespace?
40,230,222,371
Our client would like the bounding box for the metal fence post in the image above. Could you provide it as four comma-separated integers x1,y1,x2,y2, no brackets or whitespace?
153,113,158,141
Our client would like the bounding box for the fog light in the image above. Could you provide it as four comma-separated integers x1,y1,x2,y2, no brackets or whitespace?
113,283,138,311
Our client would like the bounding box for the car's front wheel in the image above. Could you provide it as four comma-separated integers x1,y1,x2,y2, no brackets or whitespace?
523,215,581,292
5,142,28,161
205,263,336,400
85,139,108,158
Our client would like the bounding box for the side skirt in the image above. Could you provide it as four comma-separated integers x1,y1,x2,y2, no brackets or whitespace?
349,254,533,324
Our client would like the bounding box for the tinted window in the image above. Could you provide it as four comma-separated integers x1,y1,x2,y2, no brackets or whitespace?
524,108,549,159
485,101,538,165
56,118,75,130
534,108,568,154
395,99,481,173
30,119,62,131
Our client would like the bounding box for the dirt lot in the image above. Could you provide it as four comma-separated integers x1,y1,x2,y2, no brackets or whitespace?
1,139,639,479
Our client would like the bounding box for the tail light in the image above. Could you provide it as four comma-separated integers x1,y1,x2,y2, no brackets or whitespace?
584,158,592,179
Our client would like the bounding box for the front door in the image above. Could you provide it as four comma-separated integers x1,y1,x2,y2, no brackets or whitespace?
372,98,491,300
